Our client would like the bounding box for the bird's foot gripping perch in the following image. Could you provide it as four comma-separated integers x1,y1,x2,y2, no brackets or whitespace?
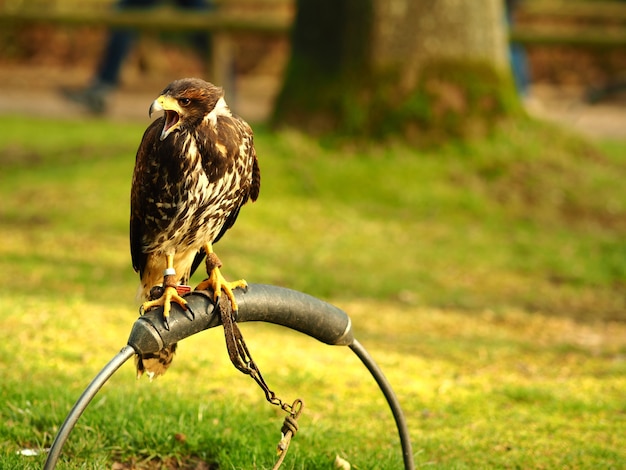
140,268,193,329
194,250,247,312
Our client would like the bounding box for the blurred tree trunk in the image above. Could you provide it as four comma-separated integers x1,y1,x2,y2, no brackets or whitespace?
272,0,519,142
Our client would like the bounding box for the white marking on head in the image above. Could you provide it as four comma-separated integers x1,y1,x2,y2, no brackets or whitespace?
205,97,231,127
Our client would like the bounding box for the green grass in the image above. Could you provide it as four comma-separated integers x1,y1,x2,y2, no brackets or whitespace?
0,115,625,468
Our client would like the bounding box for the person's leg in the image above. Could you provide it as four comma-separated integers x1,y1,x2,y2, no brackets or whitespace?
510,43,529,97
176,0,214,58
62,0,159,113
96,0,159,87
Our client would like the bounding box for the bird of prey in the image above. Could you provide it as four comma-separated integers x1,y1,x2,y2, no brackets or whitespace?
130,78,260,379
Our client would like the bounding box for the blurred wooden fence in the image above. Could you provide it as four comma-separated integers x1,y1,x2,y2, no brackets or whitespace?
511,1,626,46
0,0,624,87
0,0,293,90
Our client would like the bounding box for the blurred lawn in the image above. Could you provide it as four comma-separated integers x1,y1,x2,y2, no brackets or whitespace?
0,115,625,468
1,115,624,319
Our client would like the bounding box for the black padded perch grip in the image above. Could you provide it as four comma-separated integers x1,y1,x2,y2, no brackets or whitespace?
44,284,414,470
128,283,355,355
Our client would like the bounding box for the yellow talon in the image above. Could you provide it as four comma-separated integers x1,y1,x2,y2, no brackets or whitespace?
196,267,246,312
195,243,245,312
141,253,188,322
141,285,188,319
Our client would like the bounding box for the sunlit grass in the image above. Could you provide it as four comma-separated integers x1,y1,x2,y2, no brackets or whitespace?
0,115,625,468
1,295,624,468
2,116,624,318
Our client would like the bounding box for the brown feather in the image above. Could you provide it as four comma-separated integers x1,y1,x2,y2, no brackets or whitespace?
130,77,260,378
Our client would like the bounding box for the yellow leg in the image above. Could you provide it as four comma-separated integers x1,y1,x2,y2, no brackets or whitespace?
141,253,188,321
195,243,247,311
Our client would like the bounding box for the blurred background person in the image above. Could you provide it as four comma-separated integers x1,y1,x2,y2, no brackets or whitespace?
62,0,214,114
505,0,530,98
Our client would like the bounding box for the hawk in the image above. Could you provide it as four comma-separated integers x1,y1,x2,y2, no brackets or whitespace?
130,78,260,379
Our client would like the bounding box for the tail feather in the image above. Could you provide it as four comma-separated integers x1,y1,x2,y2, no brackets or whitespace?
135,343,177,380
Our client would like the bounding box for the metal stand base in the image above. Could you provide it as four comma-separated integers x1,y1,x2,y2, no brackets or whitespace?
43,284,414,469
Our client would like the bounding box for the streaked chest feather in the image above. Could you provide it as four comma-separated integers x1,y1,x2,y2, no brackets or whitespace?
144,133,250,253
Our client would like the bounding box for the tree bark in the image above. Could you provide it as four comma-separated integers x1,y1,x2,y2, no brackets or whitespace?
272,0,519,143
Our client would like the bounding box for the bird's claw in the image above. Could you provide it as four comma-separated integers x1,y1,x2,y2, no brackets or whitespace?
138,302,170,330
141,285,188,330
181,302,195,321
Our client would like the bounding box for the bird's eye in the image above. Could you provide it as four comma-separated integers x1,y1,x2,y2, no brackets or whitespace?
179,98,191,106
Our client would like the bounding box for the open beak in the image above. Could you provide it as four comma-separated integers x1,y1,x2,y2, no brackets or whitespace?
149,95,183,141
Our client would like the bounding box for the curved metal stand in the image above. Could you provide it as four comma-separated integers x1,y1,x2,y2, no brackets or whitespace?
44,345,135,469
44,284,414,470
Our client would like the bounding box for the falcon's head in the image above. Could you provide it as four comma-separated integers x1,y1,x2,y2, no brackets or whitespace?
149,78,229,141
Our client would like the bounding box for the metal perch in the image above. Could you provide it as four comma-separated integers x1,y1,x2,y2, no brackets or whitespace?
43,283,414,470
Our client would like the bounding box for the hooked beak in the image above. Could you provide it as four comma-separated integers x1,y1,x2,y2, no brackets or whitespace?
149,95,183,141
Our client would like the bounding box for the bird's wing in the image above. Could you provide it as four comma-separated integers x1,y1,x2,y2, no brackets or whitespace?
130,118,163,277
189,115,260,278
249,148,261,202
213,129,260,242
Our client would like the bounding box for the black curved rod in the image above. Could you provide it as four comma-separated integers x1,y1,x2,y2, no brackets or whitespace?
350,339,415,470
43,345,135,470
44,284,414,470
